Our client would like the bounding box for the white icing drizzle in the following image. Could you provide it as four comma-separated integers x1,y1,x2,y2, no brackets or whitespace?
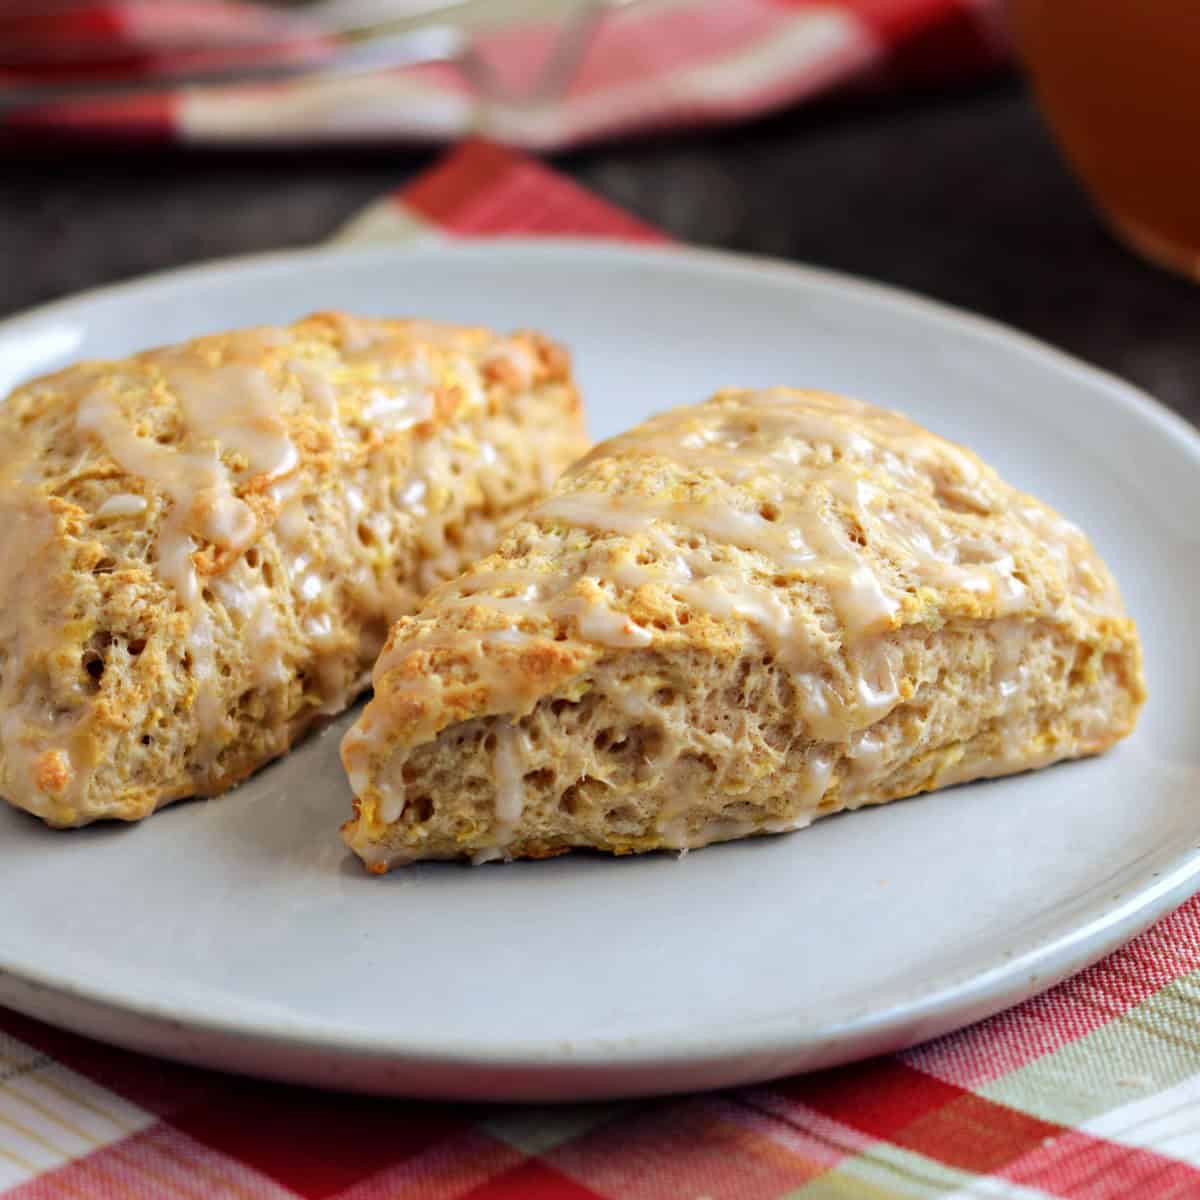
492,720,526,838
247,600,286,688
378,770,407,825
300,571,324,602
75,388,255,572
212,565,287,691
166,363,297,479
848,728,889,776
539,486,902,642
272,490,310,545
445,564,653,649
75,357,299,748
552,596,652,648
797,639,902,743
471,846,507,865
399,479,428,509
797,749,836,808
532,491,901,734
95,493,147,518
287,359,339,424
855,643,901,725
361,357,436,430
992,616,1028,698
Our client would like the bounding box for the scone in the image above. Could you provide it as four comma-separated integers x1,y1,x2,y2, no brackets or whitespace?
341,387,1145,870
0,312,587,826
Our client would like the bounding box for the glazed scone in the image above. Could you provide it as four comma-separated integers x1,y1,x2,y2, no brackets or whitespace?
0,312,587,826
341,388,1145,870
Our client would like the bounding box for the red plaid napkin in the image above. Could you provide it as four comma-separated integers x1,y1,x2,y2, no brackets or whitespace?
0,0,1010,148
3,142,1199,1200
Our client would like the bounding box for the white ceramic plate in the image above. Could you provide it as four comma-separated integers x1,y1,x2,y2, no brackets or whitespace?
0,241,1196,1102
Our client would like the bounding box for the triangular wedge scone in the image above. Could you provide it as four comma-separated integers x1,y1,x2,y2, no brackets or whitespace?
0,313,587,826
341,389,1145,870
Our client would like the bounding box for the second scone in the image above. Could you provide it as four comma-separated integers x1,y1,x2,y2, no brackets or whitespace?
0,312,588,826
341,387,1144,870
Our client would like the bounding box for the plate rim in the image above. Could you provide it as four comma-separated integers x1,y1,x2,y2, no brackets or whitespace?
1,236,1197,1093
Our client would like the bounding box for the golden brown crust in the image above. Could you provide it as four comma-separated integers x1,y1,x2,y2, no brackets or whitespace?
0,313,588,826
341,387,1145,870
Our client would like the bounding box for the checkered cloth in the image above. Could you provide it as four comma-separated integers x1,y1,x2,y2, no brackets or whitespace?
3,142,1200,1199
0,0,1010,148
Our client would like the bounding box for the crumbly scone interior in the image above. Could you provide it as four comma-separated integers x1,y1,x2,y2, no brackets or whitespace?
342,388,1144,870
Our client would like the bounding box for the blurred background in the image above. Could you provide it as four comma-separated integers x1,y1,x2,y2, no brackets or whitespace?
1,0,1197,423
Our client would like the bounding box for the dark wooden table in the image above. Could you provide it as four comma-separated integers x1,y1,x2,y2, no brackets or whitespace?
2,79,1197,425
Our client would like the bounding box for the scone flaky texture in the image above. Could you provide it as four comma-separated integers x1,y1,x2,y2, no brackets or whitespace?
341,388,1145,870
0,312,587,826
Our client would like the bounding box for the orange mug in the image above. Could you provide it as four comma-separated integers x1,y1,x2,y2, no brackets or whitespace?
1015,1,1200,279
